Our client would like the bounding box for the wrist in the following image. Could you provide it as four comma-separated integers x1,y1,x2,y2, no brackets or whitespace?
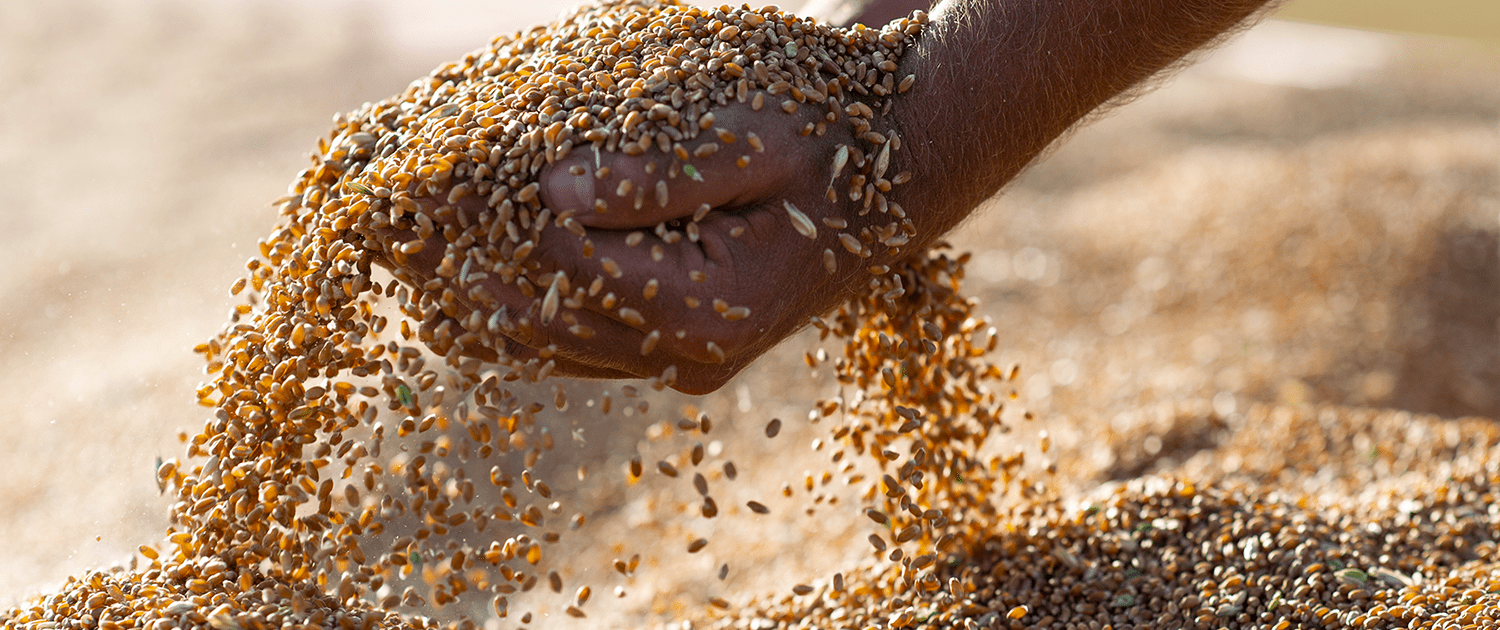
881,5,980,250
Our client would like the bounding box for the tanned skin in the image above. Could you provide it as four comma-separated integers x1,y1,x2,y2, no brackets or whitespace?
390,0,1280,393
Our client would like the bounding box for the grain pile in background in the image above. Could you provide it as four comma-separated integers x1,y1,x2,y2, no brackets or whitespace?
4,1,1500,630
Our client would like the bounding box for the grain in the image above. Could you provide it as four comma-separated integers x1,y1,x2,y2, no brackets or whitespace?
23,4,1497,630
783,201,818,239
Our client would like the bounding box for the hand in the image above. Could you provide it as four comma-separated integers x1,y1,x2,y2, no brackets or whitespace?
384,94,912,394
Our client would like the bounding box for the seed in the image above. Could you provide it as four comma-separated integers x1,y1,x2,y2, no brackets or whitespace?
746,132,764,152
723,461,737,479
873,141,891,181
1007,605,1028,619
693,473,709,495
601,257,623,278
766,419,782,437
655,180,669,207
792,584,813,596
517,182,540,203
839,233,863,255
830,144,849,183
823,249,838,274
657,461,678,477
539,276,562,324
575,586,591,606
618,307,645,327
784,201,817,238
640,329,661,355
746,501,770,514
687,538,708,553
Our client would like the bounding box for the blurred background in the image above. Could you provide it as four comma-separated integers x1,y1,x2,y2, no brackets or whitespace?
0,0,1496,612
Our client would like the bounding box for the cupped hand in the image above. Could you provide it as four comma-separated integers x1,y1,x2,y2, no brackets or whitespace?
384,92,909,394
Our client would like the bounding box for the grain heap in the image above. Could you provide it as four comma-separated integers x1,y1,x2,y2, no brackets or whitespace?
709,398,1500,630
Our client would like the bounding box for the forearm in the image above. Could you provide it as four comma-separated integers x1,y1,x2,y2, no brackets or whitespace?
889,0,1279,238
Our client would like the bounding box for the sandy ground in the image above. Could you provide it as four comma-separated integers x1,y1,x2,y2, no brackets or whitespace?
1,0,1498,621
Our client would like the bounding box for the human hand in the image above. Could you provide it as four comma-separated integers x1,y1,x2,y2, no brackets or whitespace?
386,92,915,394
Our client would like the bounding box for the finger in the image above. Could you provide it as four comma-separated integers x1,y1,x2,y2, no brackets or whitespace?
475,326,641,381
392,227,673,379
539,97,828,229
365,196,754,393
519,201,845,380
478,277,740,393
366,194,705,374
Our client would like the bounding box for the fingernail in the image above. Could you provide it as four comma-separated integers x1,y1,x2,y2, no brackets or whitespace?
544,163,594,214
